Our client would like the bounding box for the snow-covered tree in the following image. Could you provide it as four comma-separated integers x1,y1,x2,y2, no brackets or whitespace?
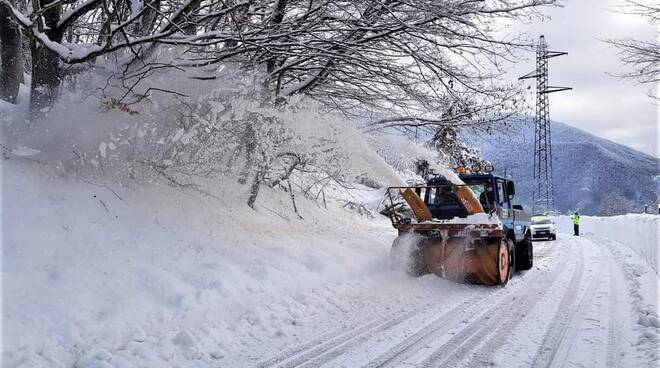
606,1,660,92
238,0,555,127
0,0,246,115
429,126,490,170
1,0,559,210
1,0,557,122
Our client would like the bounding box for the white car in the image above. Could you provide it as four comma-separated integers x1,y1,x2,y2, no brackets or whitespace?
530,215,557,240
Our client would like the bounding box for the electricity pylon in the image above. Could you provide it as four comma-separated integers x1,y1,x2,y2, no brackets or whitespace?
520,35,571,213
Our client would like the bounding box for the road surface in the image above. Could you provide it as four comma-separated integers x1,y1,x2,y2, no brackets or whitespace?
250,234,650,368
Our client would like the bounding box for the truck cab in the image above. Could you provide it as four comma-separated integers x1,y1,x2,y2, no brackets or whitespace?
424,173,531,244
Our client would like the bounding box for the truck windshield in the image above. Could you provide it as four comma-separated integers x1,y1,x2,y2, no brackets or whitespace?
532,218,552,224
424,179,494,208
467,182,494,206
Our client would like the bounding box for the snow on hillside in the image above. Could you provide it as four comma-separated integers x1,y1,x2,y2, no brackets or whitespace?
1,79,457,367
463,119,659,216
2,158,400,367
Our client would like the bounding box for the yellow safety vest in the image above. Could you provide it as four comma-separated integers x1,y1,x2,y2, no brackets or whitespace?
572,215,580,225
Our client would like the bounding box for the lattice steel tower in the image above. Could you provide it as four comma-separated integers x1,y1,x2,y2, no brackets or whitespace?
520,35,571,213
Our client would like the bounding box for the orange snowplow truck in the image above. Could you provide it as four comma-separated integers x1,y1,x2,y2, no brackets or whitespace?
382,170,533,286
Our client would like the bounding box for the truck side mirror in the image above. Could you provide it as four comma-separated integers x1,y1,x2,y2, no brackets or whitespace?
506,180,515,196
513,204,523,211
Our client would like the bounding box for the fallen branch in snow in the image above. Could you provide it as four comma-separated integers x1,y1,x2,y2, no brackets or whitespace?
77,177,124,201
270,154,301,188
139,160,222,201
342,201,375,219
144,161,196,189
98,199,110,213
287,180,303,220
259,205,290,222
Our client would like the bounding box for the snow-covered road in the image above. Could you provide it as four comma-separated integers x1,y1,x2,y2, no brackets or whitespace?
245,235,656,368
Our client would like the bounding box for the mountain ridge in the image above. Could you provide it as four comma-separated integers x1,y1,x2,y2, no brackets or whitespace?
462,119,659,216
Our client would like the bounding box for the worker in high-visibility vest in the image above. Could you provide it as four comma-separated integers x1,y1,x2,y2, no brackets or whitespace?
572,212,581,236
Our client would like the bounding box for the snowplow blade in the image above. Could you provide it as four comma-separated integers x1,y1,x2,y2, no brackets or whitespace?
422,237,503,285
391,224,508,286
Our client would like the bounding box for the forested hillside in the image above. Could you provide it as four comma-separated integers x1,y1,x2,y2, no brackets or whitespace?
464,119,659,215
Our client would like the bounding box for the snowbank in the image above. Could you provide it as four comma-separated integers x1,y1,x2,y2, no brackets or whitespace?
555,214,660,274
2,159,400,367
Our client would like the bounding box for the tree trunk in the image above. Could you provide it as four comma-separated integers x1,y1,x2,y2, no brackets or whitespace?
29,0,62,118
0,1,23,104
140,0,161,35
247,161,268,209
29,41,61,117
263,0,288,92
238,124,256,184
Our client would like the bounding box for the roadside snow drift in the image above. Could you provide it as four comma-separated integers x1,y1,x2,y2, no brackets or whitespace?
556,214,659,274
2,159,404,367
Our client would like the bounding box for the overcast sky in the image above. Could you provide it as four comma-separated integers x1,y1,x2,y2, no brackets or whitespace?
505,0,657,156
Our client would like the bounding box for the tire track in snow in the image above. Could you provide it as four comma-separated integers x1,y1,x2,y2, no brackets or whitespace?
415,241,573,368
365,241,565,368
457,288,568,366
605,252,623,368
534,240,556,259
531,240,602,368
293,306,429,368
454,238,582,367
253,316,384,368
598,235,649,368
254,304,428,368
359,294,492,368
257,238,565,368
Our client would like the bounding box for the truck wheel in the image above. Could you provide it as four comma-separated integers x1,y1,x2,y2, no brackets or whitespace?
515,238,533,271
390,235,427,277
496,239,511,285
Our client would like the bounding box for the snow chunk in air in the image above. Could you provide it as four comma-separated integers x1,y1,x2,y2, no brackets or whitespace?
11,146,41,157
